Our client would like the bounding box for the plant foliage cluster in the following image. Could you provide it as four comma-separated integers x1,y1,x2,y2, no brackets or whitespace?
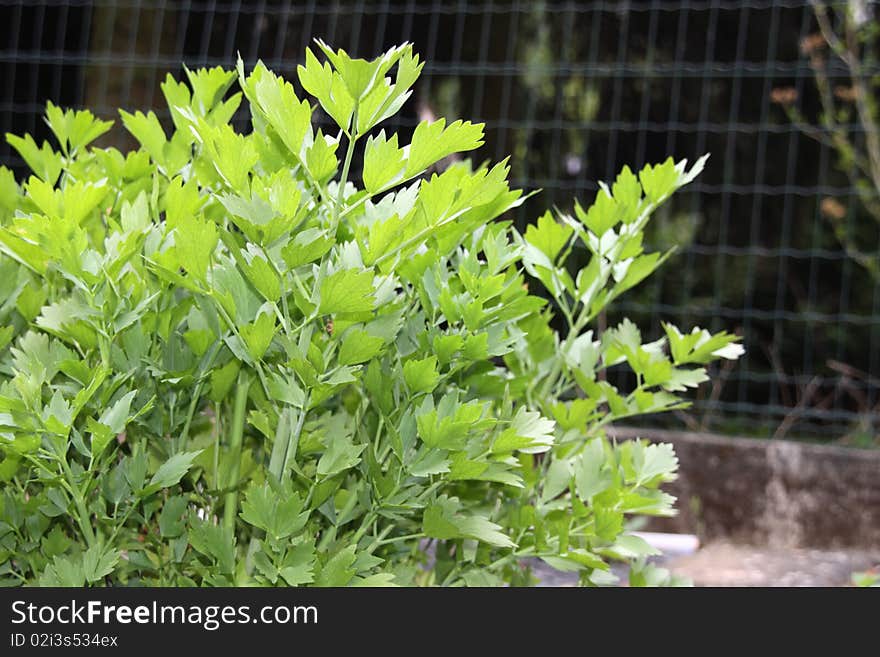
0,42,741,586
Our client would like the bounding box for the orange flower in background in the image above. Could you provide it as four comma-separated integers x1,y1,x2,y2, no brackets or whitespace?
834,85,858,102
770,87,798,106
800,32,826,55
820,197,847,221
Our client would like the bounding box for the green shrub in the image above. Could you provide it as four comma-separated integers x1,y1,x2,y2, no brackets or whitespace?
0,41,741,587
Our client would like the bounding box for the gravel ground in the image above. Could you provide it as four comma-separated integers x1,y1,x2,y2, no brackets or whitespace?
531,541,880,587
664,542,880,587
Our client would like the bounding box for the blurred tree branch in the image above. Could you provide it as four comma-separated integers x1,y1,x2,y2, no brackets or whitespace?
773,0,880,277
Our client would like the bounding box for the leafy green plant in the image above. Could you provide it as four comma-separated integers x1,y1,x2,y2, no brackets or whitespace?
0,41,741,587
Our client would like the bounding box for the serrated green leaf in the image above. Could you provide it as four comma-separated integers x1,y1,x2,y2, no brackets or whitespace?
159,496,188,538
403,355,439,395
143,450,202,495
252,65,313,157
168,213,219,284
639,157,680,203
306,131,338,182
363,131,406,193
240,245,281,302
611,165,643,223
240,482,310,540
634,441,679,486
575,438,612,501
338,328,384,366
6,133,62,185
189,519,235,574
316,434,364,478
119,110,167,164
662,367,709,392
279,540,317,585
575,188,619,236
524,211,573,261
100,390,137,436
318,268,375,315
492,407,555,454
406,119,484,176
209,358,241,402
423,495,514,548
40,554,85,587
45,101,113,155
82,544,120,583
314,544,357,587
281,228,334,269
240,307,276,361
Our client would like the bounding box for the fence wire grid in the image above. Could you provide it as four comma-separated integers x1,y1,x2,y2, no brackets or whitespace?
1,0,879,442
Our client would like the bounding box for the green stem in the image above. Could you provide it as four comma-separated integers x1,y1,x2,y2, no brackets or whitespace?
211,296,273,400
212,400,221,511
106,502,137,547
282,399,309,481
176,340,222,453
223,374,251,533
536,306,589,404
245,398,313,579
246,401,294,577
373,209,468,268
376,531,423,547
330,106,359,234
335,158,453,224
351,509,378,544
266,406,291,480
267,394,310,483
58,454,96,548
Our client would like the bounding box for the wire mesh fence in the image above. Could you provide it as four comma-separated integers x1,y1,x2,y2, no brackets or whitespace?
1,0,879,441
